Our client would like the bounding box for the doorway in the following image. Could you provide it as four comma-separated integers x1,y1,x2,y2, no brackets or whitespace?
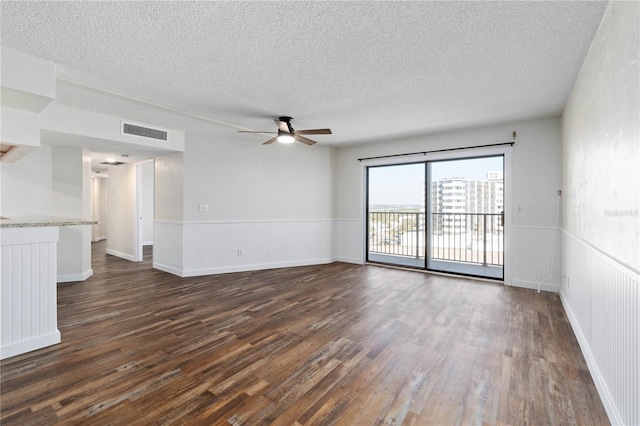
366,155,505,280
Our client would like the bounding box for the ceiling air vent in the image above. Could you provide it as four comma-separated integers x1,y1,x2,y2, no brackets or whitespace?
122,123,167,141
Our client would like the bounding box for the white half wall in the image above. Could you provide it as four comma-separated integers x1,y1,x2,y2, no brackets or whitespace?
0,226,61,359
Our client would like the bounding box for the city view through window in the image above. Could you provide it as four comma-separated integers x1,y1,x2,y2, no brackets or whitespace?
367,156,504,279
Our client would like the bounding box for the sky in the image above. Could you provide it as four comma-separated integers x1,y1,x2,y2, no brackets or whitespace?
368,156,503,205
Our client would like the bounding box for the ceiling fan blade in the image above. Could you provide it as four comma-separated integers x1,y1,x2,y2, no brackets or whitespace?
294,128,332,135
294,135,317,145
262,136,279,145
238,130,277,133
274,118,292,133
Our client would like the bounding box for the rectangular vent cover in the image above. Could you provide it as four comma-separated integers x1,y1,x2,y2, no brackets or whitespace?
123,123,167,141
100,161,125,166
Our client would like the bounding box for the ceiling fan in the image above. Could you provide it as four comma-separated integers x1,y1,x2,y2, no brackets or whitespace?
238,116,332,145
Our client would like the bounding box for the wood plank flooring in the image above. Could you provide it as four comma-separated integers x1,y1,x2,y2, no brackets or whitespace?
1,241,609,425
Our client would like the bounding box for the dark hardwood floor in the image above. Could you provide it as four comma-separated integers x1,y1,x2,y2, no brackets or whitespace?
1,241,608,425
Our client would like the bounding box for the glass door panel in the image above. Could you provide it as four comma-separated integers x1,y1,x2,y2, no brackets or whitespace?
427,156,504,279
367,163,426,268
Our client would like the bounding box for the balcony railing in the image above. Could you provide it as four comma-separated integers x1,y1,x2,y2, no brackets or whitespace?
369,211,503,266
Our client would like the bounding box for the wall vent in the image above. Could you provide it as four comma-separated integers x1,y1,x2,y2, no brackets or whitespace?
122,123,167,141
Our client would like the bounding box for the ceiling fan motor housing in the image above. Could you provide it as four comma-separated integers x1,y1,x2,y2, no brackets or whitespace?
278,116,294,132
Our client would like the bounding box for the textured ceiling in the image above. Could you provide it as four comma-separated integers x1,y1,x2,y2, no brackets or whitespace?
1,1,608,148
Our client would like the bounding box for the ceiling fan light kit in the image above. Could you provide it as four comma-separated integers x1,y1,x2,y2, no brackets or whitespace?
238,116,332,146
277,130,295,144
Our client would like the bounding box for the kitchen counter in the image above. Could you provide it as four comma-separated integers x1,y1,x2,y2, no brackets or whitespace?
0,215,97,228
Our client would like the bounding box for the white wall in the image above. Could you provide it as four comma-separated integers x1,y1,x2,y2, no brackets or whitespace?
563,2,639,272
154,153,184,222
52,146,92,282
153,152,184,274
152,134,337,276
561,2,639,425
183,134,336,222
0,145,52,216
335,116,563,290
106,163,136,261
91,176,108,241
141,161,154,245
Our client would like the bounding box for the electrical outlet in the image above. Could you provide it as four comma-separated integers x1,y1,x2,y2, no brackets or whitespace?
237,249,243,256
517,205,523,213
198,204,208,212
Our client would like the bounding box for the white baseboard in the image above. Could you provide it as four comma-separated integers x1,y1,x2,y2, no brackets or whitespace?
57,269,93,283
106,249,136,261
143,240,153,246
510,278,559,293
153,262,185,277
182,257,336,277
177,257,335,278
92,236,106,242
336,256,363,264
0,330,61,360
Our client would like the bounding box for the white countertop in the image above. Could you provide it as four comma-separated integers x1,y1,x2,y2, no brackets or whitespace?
0,215,98,228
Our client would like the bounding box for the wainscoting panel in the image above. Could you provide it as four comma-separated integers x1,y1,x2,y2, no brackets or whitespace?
181,220,335,276
153,221,184,276
561,230,639,426
335,219,363,264
0,227,61,360
511,226,562,291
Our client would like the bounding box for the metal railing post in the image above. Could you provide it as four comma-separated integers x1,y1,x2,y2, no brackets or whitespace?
483,214,487,266
415,213,419,258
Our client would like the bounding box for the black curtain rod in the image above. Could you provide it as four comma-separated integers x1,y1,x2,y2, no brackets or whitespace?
357,142,514,162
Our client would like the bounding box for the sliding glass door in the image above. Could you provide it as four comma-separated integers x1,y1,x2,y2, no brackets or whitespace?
366,155,504,280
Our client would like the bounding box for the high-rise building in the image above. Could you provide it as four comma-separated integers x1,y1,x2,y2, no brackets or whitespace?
430,171,503,233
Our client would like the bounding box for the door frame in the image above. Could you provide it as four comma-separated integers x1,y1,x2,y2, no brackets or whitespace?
360,145,513,285
134,159,154,262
